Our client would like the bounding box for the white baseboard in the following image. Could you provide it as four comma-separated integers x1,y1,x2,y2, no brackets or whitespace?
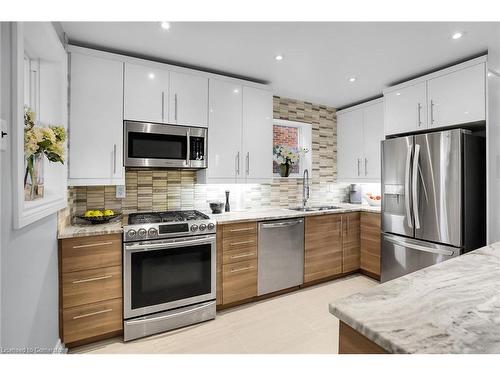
53,339,67,354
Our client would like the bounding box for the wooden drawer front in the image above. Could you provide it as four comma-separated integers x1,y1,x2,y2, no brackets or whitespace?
62,266,122,309
61,234,121,273
361,213,381,276
342,212,361,273
304,214,343,283
63,298,122,344
222,222,257,239
222,259,257,305
222,235,257,264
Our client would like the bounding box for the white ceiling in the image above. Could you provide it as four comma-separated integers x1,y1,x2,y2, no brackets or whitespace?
61,22,500,108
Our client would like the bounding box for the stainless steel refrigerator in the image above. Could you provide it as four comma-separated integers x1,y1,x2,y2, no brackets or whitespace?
381,129,485,283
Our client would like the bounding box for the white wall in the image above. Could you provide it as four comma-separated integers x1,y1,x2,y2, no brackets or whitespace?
0,22,60,353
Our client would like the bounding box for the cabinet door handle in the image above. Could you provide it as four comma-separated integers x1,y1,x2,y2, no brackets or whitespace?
174,93,178,122
113,144,117,174
72,308,113,320
364,157,368,176
72,241,113,249
417,102,422,127
357,158,361,176
230,240,255,246
229,227,253,233
430,100,435,124
161,91,165,122
230,265,254,273
72,275,113,284
235,152,240,175
246,152,249,176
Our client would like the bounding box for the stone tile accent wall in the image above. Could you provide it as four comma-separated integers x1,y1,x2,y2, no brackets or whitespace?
68,96,350,219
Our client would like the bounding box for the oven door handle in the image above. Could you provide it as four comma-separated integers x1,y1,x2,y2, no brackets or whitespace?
125,236,215,252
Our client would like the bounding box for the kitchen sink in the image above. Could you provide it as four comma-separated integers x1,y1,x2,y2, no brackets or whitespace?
289,205,342,212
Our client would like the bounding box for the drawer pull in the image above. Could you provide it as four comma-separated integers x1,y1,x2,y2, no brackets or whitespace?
72,241,114,249
229,252,254,260
229,227,254,233
72,308,113,320
230,265,254,273
72,275,112,284
230,240,255,246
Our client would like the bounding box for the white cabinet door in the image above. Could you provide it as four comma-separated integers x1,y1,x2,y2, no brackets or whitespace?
362,101,384,180
207,79,243,181
337,109,364,180
384,82,427,136
427,63,486,129
124,62,169,123
168,71,208,127
241,86,273,182
69,52,124,185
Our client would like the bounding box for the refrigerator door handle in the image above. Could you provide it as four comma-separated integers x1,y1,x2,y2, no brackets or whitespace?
384,235,455,256
405,145,413,228
412,144,421,229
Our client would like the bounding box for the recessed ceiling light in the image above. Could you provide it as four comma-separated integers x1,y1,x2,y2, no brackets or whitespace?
488,72,493,77
348,77,357,83
396,92,401,96
161,22,171,30
452,32,463,40
275,55,284,61
233,88,239,94
148,73,155,79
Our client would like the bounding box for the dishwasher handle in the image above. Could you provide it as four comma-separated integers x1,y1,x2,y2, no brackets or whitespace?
260,219,304,229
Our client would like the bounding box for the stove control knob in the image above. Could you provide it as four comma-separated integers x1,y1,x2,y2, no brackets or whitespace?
190,224,199,232
207,223,215,231
127,229,137,238
138,228,147,238
148,228,158,237
199,224,207,231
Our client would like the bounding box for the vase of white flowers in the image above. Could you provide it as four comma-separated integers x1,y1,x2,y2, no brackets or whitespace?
24,107,66,201
273,145,309,177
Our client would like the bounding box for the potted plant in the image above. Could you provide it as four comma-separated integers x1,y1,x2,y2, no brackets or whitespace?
24,107,66,201
273,145,309,177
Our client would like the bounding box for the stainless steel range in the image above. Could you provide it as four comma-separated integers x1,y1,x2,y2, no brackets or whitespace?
123,210,217,341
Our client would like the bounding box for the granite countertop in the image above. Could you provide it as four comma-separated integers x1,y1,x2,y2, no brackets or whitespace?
58,220,124,239
58,203,380,239
329,242,500,354
208,203,380,224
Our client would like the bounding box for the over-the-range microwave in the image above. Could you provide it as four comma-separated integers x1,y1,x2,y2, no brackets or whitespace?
124,121,207,169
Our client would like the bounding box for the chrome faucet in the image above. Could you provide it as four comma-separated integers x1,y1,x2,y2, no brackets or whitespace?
302,169,310,208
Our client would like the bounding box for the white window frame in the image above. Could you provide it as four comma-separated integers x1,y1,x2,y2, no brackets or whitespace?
272,119,312,178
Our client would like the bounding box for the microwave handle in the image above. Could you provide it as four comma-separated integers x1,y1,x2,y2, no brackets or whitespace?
186,129,190,167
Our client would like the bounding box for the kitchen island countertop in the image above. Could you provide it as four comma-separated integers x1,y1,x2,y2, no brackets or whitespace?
329,241,500,353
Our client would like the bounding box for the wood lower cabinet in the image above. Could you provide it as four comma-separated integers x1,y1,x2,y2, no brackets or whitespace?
59,233,123,347
342,213,361,273
304,214,343,283
360,212,381,279
220,222,258,305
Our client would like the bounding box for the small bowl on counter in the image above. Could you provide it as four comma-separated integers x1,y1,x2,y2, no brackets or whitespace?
76,209,122,225
208,201,225,214
365,194,382,206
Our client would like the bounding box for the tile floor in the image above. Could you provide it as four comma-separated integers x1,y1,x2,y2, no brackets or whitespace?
71,274,378,354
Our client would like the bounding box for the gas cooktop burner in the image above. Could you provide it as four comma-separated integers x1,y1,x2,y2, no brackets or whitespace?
128,210,210,225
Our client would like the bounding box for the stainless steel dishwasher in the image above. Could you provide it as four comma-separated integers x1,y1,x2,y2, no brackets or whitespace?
258,218,304,296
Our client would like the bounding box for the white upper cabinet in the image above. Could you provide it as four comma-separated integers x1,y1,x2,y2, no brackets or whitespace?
427,63,486,129
337,108,364,180
206,79,243,181
241,86,273,182
337,99,384,181
124,62,169,123
168,71,208,127
384,57,487,136
362,101,384,180
69,52,124,185
384,82,427,136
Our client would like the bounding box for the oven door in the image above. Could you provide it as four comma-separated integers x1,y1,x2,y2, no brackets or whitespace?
123,234,216,319
124,121,207,168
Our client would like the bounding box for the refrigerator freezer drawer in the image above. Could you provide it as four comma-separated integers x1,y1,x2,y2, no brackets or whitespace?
381,233,460,283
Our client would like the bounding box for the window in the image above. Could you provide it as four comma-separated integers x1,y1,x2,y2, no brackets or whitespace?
272,119,312,177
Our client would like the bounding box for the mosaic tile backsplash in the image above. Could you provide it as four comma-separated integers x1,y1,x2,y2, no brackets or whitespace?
67,96,380,219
